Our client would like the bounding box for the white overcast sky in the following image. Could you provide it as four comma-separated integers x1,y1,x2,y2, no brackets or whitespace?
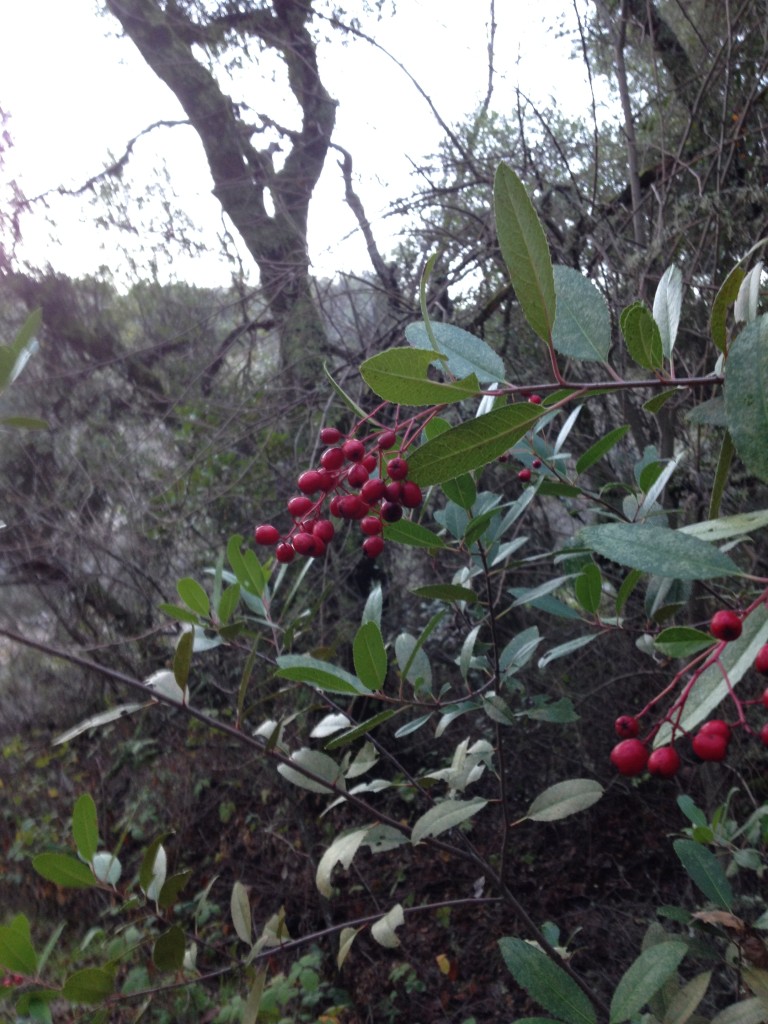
0,0,601,286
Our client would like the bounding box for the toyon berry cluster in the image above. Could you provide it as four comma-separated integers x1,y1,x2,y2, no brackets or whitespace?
254,425,423,563
610,609,768,779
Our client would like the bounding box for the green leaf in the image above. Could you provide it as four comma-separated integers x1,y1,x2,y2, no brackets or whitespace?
382,519,445,550
552,266,611,362
644,389,679,415
173,630,193,692
653,627,714,659
217,583,241,624
277,748,345,794
72,794,99,863
538,633,598,669
405,321,505,383
33,853,96,889
0,415,48,429
0,922,37,975
574,563,602,614
576,425,630,475
231,880,252,944
0,308,41,390
158,602,200,625
360,347,480,406
620,302,663,370
663,971,711,1024
724,316,768,483
579,523,741,580
139,834,169,893
494,163,556,344
610,941,688,1023
526,779,603,822
441,474,477,510
673,839,733,909
325,710,398,750
411,584,477,604
711,265,745,353
276,654,368,695
653,266,683,360
712,997,768,1024
411,798,487,844
523,697,579,723
409,403,542,486
152,925,186,971
158,870,192,910
616,568,642,617
316,828,371,898
61,967,114,1004
687,397,727,426
680,508,768,543
499,936,596,1024
177,577,210,617
227,535,266,596
353,621,387,691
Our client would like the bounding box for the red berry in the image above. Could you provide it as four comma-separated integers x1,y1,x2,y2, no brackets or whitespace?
377,430,397,449
254,524,280,545
610,739,648,776
363,454,378,472
292,532,325,557
518,468,532,482
347,463,369,488
756,645,768,674
275,543,295,564
529,394,542,405
532,458,542,469
362,535,385,558
320,427,343,444
384,482,403,502
361,479,387,504
760,723,768,746
692,730,728,762
401,481,423,508
648,746,681,779
710,609,742,642
386,457,409,481
287,495,314,518
317,469,338,491
298,470,324,494
615,715,639,739
313,519,335,543
361,516,383,536
321,447,345,470
343,438,366,462
337,495,369,520
380,501,403,522
699,719,731,742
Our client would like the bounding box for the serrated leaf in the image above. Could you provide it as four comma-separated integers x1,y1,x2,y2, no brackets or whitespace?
409,403,542,486
360,347,479,405
576,425,630,475
673,840,733,909
278,748,346,794
526,779,603,822
653,266,683,360
494,163,556,344
724,316,768,483
316,828,370,898
711,265,745,353
72,794,99,863
405,321,505,383
33,853,96,889
0,923,37,975
62,967,114,1004
276,654,367,695
610,941,687,1023
621,302,663,370
499,936,596,1024
176,578,210,617
552,266,611,361
231,881,252,944
411,584,477,604
152,925,185,971
579,523,740,579
654,627,714,659
353,621,387,691
411,798,487,844
382,519,445,550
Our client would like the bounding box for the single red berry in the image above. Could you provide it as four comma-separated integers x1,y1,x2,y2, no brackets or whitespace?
321,447,345,471
377,429,397,449
401,481,423,508
298,470,324,494
317,469,339,491
363,453,378,472
615,715,639,739
313,519,335,543
337,494,369,520
755,645,768,674
361,479,387,504
610,739,648,776
532,458,542,469
699,719,731,742
692,730,728,762
361,516,383,535
710,609,742,642
347,463,369,488
648,746,681,779
320,426,343,444
386,457,409,481
384,481,403,502
287,495,314,518
380,500,403,522
254,524,280,545
529,394,542,405
518,468,532,482
342,438,366,462
275,543,295,564
362,535,385,558
292,532,316,556
759,723,768,746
